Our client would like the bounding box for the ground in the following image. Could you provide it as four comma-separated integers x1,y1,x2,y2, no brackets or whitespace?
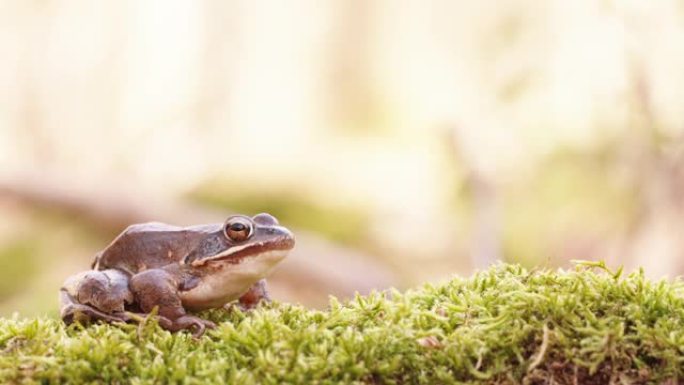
1,262,683,384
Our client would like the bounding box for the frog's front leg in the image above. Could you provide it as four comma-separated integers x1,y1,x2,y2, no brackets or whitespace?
129,269,216,337
60,269,133,325
237,279,271,311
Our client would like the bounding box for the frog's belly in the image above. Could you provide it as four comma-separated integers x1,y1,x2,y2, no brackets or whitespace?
179,251,285,310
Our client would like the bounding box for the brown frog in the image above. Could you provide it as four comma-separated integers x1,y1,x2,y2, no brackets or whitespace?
60,213,295,336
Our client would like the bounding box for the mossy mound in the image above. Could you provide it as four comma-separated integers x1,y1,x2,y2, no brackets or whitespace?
1,263,683,384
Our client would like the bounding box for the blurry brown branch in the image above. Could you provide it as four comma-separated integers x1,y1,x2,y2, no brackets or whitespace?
445,128,501,269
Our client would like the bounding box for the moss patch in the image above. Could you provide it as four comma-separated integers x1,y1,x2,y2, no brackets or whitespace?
1,263,683,384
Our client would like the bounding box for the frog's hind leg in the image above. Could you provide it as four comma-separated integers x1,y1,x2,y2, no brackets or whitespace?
60,269,134,325
60,289,128,325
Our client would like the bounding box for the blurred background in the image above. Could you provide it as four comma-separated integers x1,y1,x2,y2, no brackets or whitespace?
1,0,684,317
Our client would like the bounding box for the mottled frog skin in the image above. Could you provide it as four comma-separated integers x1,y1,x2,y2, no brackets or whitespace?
60,213,295,336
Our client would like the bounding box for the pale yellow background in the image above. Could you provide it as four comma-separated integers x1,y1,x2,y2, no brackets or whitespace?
1,0,683,316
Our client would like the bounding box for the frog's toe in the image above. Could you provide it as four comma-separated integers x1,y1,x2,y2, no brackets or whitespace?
169,315,216,338
61,303,128,325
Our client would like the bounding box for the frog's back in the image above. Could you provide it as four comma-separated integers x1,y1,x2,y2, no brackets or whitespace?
93,222,218,274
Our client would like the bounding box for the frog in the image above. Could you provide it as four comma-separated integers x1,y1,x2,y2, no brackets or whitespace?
60,213,295,337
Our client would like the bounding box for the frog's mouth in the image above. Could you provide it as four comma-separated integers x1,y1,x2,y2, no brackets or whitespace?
190,234,295,267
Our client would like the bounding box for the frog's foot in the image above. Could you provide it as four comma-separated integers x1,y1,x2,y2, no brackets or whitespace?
60,290,128,325
236,279,271,311
165,315,216,338
123,312,214,338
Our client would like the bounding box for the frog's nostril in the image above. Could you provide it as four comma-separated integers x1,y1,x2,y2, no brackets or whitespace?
253,213,278,226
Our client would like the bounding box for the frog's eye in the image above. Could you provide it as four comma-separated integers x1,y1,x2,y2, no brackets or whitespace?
223,217,253,242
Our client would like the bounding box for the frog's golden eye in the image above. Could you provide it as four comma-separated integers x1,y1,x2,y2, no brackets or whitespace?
223,217,253,242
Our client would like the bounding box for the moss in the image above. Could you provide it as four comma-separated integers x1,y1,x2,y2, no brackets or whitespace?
1,262,684,384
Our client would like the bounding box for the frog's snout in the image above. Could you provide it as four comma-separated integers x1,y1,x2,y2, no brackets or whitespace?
272,226,295,250
252,213,294,250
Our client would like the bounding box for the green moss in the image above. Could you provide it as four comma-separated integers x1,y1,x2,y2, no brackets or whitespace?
2,263,684,384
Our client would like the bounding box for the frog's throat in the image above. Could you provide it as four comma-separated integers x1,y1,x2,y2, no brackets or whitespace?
180,248,288,311
189,236,294,267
